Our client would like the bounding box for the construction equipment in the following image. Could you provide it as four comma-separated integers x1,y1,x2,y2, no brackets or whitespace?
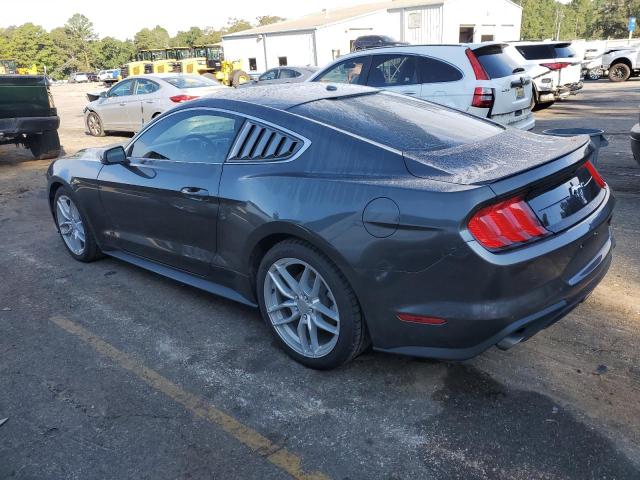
120,49,175,79
0,60,38,75
190,45,250,87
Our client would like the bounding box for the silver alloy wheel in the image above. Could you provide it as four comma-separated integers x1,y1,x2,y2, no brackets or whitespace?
264,258,340,358
56,195,86,255
87,113,101,136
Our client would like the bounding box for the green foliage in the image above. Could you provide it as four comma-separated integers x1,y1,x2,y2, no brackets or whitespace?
134,25,170,50
256,16,286,26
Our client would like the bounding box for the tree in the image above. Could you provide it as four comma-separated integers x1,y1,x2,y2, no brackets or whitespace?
171,26,205,47
134,25,170,50
91,37,135,69
4,23,58,72
64,13,97,70
223,17,253,35
256,15,286,26
589,0,640,38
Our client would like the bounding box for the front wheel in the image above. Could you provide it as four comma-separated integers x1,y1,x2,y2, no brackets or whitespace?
53,187,102,262
608,63,631,82
257,239,369,369
86,111,105,137
231,70,250,87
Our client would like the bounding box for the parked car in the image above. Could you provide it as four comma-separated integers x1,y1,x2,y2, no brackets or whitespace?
601,45,640,82
47,83,614,369
511,42,583,99
98,69,120,85
69,72,89,83
632,108,640,165
86,72,98,82
308,42,535,130
502,45,557,110
243,66,318,86
351,35,408,52
84,74,225,136
0,74,60,159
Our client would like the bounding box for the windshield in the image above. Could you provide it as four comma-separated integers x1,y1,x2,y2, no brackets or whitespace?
290,91,502,152
163,75,220,88
175,49,191,60
0,60,17,74
151,51,166,61
474,45,522,78
206,47,222,61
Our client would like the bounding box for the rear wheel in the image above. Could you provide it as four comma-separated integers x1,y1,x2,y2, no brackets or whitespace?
53,187,102,262
27,130,60,160
231,70,250,87
608,63,631,82
257,239,368,369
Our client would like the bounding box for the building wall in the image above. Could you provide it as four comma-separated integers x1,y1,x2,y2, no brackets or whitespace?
441,0,522,43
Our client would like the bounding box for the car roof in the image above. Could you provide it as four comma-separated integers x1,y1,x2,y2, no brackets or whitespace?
191,82,378,111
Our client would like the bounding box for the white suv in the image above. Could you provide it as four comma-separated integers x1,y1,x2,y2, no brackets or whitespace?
308,43,534,130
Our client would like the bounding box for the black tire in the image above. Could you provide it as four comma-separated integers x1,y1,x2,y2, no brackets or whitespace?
532,100,554,111
53,186,103,262
608,63,631,82
231,69,250,87
257,239,369,369
86,111,105,137
27,130,60,160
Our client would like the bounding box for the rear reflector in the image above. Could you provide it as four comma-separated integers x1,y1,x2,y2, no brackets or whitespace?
471,87,494,108
397,313,447,325
540,62,571,71
468,196,548,250
585,160,606,188
170,94,199,103
465,48,489,80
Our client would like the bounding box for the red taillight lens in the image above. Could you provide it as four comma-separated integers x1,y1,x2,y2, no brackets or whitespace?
471,87,494,108
170,94,199,103
585,160,606,188
397,313,447,325
465,48,489,80
468,196,548,250
540,62,571,71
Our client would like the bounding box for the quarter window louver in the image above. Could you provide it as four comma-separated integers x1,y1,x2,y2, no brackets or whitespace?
228,121,302,162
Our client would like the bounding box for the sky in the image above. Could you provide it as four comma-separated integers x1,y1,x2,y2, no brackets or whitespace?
2,0,378,39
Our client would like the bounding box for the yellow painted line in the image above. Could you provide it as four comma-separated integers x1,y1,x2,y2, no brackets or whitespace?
50,316,329,480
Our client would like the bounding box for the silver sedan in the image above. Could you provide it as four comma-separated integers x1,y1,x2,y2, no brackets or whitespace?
84,74,226,136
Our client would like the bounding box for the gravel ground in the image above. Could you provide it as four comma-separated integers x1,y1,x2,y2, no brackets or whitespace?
0,80,639,479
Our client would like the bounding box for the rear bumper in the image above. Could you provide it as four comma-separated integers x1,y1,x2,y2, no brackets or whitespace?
0,116,59,137
490,110,535,131
631,123,640,164
358,188,615,361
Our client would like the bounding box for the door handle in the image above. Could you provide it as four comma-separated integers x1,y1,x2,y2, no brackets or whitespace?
145,100,154,103
119,102,126,106
180,187,209,199
403,91,418,95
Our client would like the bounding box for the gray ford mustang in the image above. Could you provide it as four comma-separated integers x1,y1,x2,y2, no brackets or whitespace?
47,83,614,369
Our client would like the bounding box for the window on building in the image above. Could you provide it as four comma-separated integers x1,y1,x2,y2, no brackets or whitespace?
278,56,288,66
459,26,475,43
481,35,494,42
248,58,257,71
332,49,341,60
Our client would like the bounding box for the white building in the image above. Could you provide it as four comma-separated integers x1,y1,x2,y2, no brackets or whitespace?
222,0,522,73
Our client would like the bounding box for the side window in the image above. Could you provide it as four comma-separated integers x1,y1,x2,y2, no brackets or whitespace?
315,57,369,85
134,79,159,95
367,55,418,87
416,56,463,83
129,110,242,163
279,69,299,79
108,80,133,97
516,45,554,60
260,69,278,81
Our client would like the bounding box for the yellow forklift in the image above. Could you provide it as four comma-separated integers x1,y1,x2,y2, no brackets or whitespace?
0,59,38,75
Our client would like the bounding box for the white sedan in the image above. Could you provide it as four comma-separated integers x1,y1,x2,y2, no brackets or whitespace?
84,74,226,136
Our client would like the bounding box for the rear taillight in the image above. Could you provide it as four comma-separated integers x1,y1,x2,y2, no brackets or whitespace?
540,62,571,71
397,313,447,326
465,48,489,80
170,94,199,103
468,196,548,250
471,87,494,108
585,160,606,188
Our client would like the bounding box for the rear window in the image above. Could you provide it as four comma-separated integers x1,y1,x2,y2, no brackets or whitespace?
290,91,502,152
553,43,577,58
473,45,522,78
516,44,555,60
163,75,220,89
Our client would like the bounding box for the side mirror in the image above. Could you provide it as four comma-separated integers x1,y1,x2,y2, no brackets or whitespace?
102,145,128,165
100,91,107,98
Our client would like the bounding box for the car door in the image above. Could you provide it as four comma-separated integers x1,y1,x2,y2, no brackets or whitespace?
97,108,243,276
364,54,421,97
135,78,163,128
414,55,466,109
98,79,135,130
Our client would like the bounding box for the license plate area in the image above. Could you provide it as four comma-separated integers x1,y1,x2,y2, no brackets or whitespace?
515,86,525,99
527,164,605,233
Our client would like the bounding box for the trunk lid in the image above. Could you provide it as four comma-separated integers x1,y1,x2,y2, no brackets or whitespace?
403,129,589,185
